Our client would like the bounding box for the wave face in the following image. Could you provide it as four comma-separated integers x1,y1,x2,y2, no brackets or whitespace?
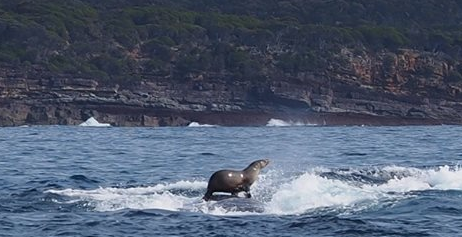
47,165,462,216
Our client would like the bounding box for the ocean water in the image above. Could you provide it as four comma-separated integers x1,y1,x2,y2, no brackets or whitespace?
1,124,462,236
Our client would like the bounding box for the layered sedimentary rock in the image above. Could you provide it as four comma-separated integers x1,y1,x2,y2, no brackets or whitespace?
1,49,462,126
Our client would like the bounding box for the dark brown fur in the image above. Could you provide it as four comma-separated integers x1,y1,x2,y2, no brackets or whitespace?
202,159,270,201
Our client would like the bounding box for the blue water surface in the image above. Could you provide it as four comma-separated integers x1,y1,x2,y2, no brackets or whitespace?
1,125,462,236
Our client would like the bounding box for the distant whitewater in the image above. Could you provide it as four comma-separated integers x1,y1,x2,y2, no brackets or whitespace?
187,122,217,127
266,118,317,127
79,117,111,127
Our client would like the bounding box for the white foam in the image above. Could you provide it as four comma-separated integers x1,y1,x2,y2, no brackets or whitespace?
150,180,207,191
267,166,462,215
426,166,462,190
48,180,207,196
187,122,217,127
378,165,462,191
200,205,258,216
266,118,316,127
266,173,383,215
79,117,111,127
46,166,462,216
47,180,207,212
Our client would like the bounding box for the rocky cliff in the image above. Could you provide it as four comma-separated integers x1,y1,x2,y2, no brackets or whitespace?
1,48,462,126
2,0,462,126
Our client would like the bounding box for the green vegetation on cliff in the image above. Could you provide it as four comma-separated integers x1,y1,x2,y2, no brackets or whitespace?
1,0,462,82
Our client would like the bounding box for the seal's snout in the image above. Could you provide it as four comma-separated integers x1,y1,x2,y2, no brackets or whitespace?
260,158,270,168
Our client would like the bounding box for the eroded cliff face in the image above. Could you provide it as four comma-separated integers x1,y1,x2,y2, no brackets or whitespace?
325,49,462,120
1,48,462,126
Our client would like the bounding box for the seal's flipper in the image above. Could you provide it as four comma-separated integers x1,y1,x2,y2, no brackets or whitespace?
202,190,213,201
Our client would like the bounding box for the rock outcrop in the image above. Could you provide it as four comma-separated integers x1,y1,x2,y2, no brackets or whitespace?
1,48,462,126
2,0,462,126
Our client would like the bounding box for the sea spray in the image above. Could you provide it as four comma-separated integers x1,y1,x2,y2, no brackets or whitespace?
47,180,207,212
188,122,217,127
266,119,316,127
46,166,462,215
266,173,384,215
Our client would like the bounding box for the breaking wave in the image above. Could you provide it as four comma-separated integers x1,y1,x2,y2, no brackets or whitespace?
266,118,317,127
79,117,111,127
187,122,217,127
46,165,462,216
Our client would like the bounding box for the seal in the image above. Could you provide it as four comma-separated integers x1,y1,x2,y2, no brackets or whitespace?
202,159,270,201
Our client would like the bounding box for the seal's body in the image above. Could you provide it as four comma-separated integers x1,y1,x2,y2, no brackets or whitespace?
202,159,270,201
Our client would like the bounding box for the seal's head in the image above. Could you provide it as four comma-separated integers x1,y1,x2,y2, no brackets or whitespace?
245,159,270,171
256,159,270,169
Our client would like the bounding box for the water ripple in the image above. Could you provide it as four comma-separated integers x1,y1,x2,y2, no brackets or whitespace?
1,125,462,236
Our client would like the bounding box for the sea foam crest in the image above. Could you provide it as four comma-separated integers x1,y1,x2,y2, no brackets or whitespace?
267,165,462,215
187,122,217,127
266,118,316,127
79,117,111,127
266,173,383,215
47,180,206,212
380,165,462,191
46,166,462,216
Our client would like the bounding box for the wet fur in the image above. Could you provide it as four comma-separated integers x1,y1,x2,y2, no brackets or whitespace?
203,159,269,201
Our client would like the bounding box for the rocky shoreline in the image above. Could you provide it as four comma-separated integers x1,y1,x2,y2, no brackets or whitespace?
2,1,462,127
2,50,462,127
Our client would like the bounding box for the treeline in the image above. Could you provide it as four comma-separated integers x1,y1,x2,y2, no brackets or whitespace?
0,0,461,81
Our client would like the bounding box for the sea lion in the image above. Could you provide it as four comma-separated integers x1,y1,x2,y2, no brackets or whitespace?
202,159,270,201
